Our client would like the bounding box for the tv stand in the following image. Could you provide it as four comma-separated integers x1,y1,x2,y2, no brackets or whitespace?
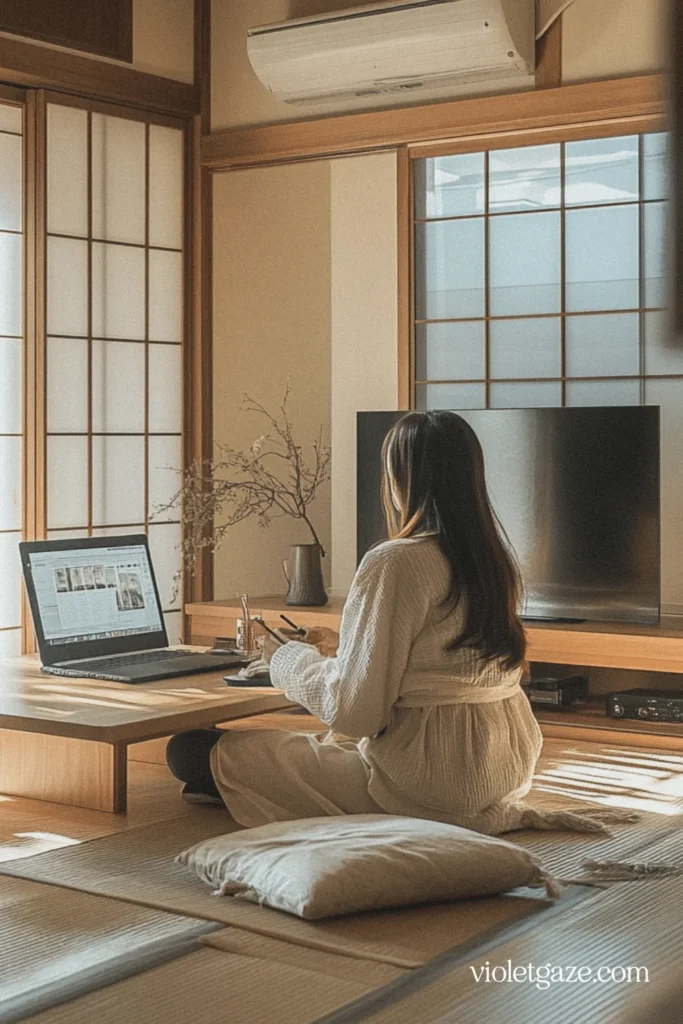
521,616,586,624
186,597,683,751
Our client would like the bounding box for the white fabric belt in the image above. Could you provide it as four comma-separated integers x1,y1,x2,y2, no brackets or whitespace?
398,673,523,708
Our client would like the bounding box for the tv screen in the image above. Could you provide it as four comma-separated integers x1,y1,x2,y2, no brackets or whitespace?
357,407,660,624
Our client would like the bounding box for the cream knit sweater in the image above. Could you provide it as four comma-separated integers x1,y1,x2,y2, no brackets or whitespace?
270,537,549,834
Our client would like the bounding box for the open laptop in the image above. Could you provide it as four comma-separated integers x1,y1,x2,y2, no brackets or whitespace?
20,535,245,683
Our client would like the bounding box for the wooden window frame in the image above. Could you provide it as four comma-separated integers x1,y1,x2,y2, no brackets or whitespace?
402,112,669,410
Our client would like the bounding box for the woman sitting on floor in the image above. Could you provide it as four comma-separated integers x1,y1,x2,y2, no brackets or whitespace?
166,411,610,835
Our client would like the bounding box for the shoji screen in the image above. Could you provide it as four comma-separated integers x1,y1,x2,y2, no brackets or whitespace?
0,99,23,656
45,101,185,642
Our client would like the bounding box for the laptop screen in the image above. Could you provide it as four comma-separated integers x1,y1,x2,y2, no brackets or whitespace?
25,541,164,651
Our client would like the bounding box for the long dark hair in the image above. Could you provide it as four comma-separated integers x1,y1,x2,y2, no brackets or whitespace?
381,411,526,670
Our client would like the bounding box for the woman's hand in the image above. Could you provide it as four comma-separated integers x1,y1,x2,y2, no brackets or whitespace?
300,626,340,656
260,635,287,664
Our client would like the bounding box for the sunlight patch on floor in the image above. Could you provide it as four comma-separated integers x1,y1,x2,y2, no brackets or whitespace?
0,831,83,863
534,746,683,816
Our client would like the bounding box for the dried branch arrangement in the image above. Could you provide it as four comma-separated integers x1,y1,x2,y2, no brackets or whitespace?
156,383,331,575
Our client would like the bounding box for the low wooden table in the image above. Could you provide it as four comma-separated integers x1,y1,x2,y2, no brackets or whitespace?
0,656,293,813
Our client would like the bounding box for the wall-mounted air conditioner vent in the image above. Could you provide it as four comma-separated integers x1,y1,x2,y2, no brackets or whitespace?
247,0,535,109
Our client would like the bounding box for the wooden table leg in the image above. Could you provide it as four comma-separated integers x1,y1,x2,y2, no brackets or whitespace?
0,730,128,813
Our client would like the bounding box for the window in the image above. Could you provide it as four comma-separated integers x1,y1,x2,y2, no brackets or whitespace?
414,132,673,410
0,91,187,652
413,129,682,613
45,102,185,643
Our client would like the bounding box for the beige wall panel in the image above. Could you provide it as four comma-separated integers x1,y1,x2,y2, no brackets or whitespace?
330,153,399,592
212,161,332,600
562,0,666,83
133,0,195,83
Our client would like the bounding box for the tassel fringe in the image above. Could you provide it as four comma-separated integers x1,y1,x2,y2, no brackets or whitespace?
518,805,641,836
580,857,683,883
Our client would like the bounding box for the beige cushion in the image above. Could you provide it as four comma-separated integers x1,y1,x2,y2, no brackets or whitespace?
176,814,549,920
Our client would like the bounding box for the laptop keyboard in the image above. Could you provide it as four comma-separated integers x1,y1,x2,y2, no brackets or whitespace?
68,649,195,674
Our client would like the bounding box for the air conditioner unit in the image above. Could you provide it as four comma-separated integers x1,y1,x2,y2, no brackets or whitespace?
247,0,535,109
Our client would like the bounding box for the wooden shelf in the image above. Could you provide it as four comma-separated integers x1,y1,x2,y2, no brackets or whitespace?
534,701,683,751
185,597,683,749
187,597,683,675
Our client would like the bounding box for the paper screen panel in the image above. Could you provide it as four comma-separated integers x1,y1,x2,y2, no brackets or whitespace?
92,435,145,526
47,236,88,336
91,340,145,434
91,114,145,245
0,132,22,232
92,242,145,340
148,249,182,342
0,232,22,337
0,103,21,133
0,532,22,630
46,104,88,237
47,338,88,434
47,436,88,530
0,338,21,434
0,437,21,531
149,125,183,250
0,628,21,656
148,344,182,433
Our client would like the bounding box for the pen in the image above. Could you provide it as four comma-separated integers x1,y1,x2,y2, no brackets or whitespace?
252,615,288,646
280,614,306,637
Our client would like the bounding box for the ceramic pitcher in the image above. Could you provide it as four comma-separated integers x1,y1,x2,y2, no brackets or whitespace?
283,543,328,606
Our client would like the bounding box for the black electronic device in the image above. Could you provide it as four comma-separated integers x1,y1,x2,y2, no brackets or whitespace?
357,408,661,624
522,675,589,711
224,671,273,688
20,535,245,683
606,688,683,723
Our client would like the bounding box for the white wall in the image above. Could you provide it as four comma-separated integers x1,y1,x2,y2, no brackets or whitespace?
330,154,399,592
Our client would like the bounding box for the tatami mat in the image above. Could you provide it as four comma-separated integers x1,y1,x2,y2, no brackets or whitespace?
323,872,683,1024
201,927,407,984
20,947,391,1024
0,813,550,968
0,875,219,1023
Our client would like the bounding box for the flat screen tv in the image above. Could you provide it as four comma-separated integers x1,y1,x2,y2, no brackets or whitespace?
357,407,660,624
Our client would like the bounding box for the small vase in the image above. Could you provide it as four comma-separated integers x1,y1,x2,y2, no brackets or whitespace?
283,543,328,607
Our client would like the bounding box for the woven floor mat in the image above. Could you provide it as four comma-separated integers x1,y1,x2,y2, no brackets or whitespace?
0,811,550,968
21,947,393,1024
511,741,683,878
0,875,219,1023
321,872,683,1024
